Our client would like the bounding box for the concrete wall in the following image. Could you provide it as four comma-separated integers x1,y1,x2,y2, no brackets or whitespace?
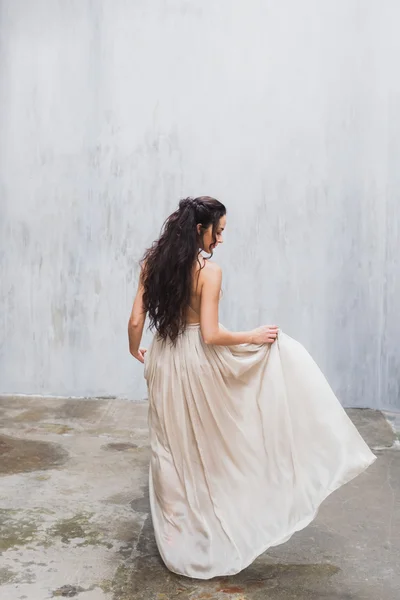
1,0,399,409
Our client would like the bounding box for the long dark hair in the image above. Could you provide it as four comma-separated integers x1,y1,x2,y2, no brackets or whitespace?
141,196,226,342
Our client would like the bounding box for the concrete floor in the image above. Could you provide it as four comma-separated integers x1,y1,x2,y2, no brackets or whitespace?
0,396,398,600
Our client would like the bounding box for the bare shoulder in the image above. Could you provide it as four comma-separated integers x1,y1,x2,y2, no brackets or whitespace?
200,260,222,285
205,260,222,274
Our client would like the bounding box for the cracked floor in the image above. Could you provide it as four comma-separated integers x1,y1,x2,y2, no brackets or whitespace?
0,396,399,600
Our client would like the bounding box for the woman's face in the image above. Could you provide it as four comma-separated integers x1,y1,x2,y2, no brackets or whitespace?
200,214,226,254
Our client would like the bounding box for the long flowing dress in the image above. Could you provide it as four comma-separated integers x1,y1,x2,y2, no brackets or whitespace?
144,324,376,579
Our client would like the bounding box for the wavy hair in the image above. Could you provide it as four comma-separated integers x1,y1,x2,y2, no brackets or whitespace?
141,196,226,342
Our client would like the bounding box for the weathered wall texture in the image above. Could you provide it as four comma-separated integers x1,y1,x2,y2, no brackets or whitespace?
0,1,399,409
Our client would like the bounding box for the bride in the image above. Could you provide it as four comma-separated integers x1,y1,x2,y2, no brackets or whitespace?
128,196,376,579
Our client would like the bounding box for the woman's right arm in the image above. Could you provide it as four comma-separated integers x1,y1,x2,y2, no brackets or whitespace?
199,264,278,346
128,270,147,363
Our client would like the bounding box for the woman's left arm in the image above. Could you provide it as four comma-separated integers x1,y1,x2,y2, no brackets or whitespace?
128,274,147,363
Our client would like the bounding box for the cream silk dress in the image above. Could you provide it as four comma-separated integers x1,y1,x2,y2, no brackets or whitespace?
144,325,376,579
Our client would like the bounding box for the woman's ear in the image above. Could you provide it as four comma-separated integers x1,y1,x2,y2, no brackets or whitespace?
196,223,202,235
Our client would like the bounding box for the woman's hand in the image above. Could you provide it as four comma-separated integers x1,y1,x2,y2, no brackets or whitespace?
250,326,279,345
130,348,147,363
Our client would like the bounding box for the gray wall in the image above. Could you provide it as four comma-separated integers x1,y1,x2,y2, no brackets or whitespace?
1,1,399,409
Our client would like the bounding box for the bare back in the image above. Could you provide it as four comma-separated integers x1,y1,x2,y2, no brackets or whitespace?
185,259,220,325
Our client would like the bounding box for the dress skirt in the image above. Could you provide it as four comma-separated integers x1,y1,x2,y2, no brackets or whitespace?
144,325,376,579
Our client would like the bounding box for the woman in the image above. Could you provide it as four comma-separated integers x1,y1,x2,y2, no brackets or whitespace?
128,196,376,580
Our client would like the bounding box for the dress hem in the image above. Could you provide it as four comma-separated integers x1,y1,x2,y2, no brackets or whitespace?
163,453,377,580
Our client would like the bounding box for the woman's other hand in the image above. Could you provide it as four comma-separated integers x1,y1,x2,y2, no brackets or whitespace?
130,348,147,363
250,326,279,345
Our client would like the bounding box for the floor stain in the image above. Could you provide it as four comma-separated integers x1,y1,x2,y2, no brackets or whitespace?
103,442,138,451
117,520,146,559
89,428,136,437
52,584,86,597
0,397,103,427
0,566,17,585
105,491,135,505
0,509,39,552
34,473,52,481
48,513,113,549
56,399,103,420
13,407,52,423
36,423,75,434
98,579,113,593
0,434,68,475
130,495,150,514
